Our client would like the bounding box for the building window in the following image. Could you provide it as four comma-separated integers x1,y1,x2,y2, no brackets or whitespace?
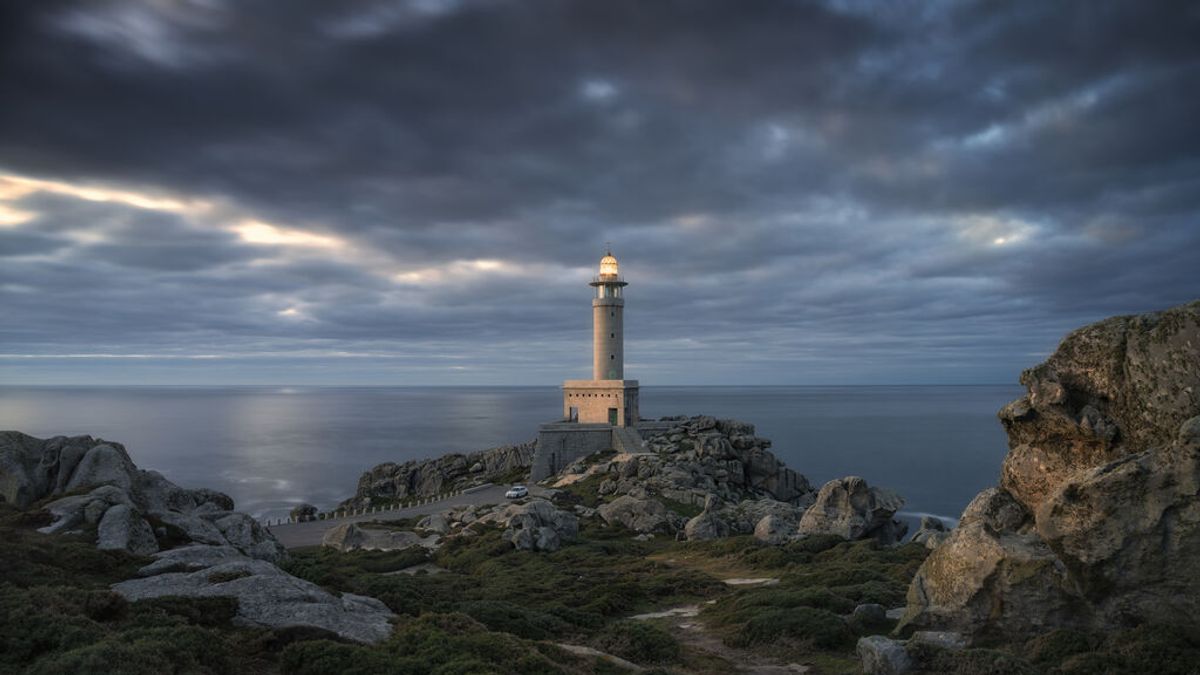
610,354,615,360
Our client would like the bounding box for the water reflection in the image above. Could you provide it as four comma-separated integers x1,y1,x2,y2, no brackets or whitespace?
0,385,1019,522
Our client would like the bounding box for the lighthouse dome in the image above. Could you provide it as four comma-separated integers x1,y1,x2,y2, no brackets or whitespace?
598,252,619,277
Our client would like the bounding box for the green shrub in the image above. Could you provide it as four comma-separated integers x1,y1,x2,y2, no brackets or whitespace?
907,642,1038,675
280,639,402,675
1022,628,1100,666
1058,624,1200,675
705,587,856,628
453,600,571,640
593,621,681,664
130,596,239,628
728,607,853,651
29,626,235,675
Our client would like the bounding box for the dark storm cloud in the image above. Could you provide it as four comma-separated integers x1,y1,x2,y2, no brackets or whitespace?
0,0,1198,384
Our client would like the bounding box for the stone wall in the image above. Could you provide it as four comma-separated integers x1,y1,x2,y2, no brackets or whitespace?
532,423,613,481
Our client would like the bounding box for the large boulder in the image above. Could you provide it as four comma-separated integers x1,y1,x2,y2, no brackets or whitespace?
797,476,907,543
857,635,912,675
909,516,951,549
597,495,678,534
900,488,1080,639
322,522,439,552
901,300,1200,642
113,548,395,643
684,509,730,541
479,499,579,552
97,503,159,556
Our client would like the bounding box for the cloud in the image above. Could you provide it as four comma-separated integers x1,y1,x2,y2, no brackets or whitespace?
0,0,1197,384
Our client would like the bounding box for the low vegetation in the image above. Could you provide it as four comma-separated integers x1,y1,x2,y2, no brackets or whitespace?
6,498,1200,674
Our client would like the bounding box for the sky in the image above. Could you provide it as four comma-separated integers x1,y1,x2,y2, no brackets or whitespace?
1,0,1197,386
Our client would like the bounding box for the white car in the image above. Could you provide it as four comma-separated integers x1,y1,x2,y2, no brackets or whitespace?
505,485,529,499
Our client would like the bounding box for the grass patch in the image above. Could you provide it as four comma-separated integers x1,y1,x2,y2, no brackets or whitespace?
727,607,853,650
557,473,613,508
285,521,722,640
593,620,681,665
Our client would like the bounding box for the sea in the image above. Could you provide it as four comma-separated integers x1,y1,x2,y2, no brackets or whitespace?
0,385,1022,526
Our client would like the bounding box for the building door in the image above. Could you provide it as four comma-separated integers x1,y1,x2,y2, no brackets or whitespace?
608,408,618,425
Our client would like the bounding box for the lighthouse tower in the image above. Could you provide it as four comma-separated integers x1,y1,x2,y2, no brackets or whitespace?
591,250,627,380
533,249,645,480
559,250,639,428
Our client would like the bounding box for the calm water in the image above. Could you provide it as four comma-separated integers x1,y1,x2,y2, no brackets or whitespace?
0,385,1021,523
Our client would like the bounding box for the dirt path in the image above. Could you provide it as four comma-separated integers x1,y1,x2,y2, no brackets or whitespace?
630,578,810,675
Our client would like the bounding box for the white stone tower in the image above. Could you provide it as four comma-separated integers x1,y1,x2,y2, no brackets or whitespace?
559,250,639,427
533,249,647,480
591,250,627,380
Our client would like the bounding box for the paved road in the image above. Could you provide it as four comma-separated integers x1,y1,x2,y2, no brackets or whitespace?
268,484,547,549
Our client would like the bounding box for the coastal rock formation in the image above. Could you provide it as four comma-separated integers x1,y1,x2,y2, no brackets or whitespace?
683,496,731,541
543,417,915,544
634,416,814,505
0,432,284,561
908,516,951,549
322,522,440,552
113,545,395,643
901,300,1200,642
597,495,681,534
344,442,534,510
478,499,579,552
797,476,907,544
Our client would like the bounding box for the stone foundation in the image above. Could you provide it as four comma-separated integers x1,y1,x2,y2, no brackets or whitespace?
532,423,614,481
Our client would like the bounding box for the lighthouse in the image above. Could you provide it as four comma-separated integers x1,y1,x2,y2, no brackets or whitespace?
532,249,644,480
591,250,627,380
559,250,640,427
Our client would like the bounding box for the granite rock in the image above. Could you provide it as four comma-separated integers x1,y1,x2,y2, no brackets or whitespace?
901,300,1200,641
797,476,907,543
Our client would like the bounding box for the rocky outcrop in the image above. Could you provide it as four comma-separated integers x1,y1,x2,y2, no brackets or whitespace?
908,516,951,549
113,545,395,643
0,431,395,642
0,432,284,561
97,503,159,555
901,300,1200,642
597,495,681,534
344,442,535,510
797,476,907,544
630,416,814,505
857,635,913,675
684,496,731,541
478,499,579,552
322,522,440,552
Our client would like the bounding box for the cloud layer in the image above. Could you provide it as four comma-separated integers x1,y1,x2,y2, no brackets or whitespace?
2,0,1198,384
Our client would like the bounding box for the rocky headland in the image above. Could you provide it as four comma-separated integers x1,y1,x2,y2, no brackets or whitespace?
339,414,910,553
341,441,535,510
0,431,394,644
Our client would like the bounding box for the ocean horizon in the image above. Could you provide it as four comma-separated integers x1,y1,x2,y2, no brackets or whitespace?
0,384,1022,524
